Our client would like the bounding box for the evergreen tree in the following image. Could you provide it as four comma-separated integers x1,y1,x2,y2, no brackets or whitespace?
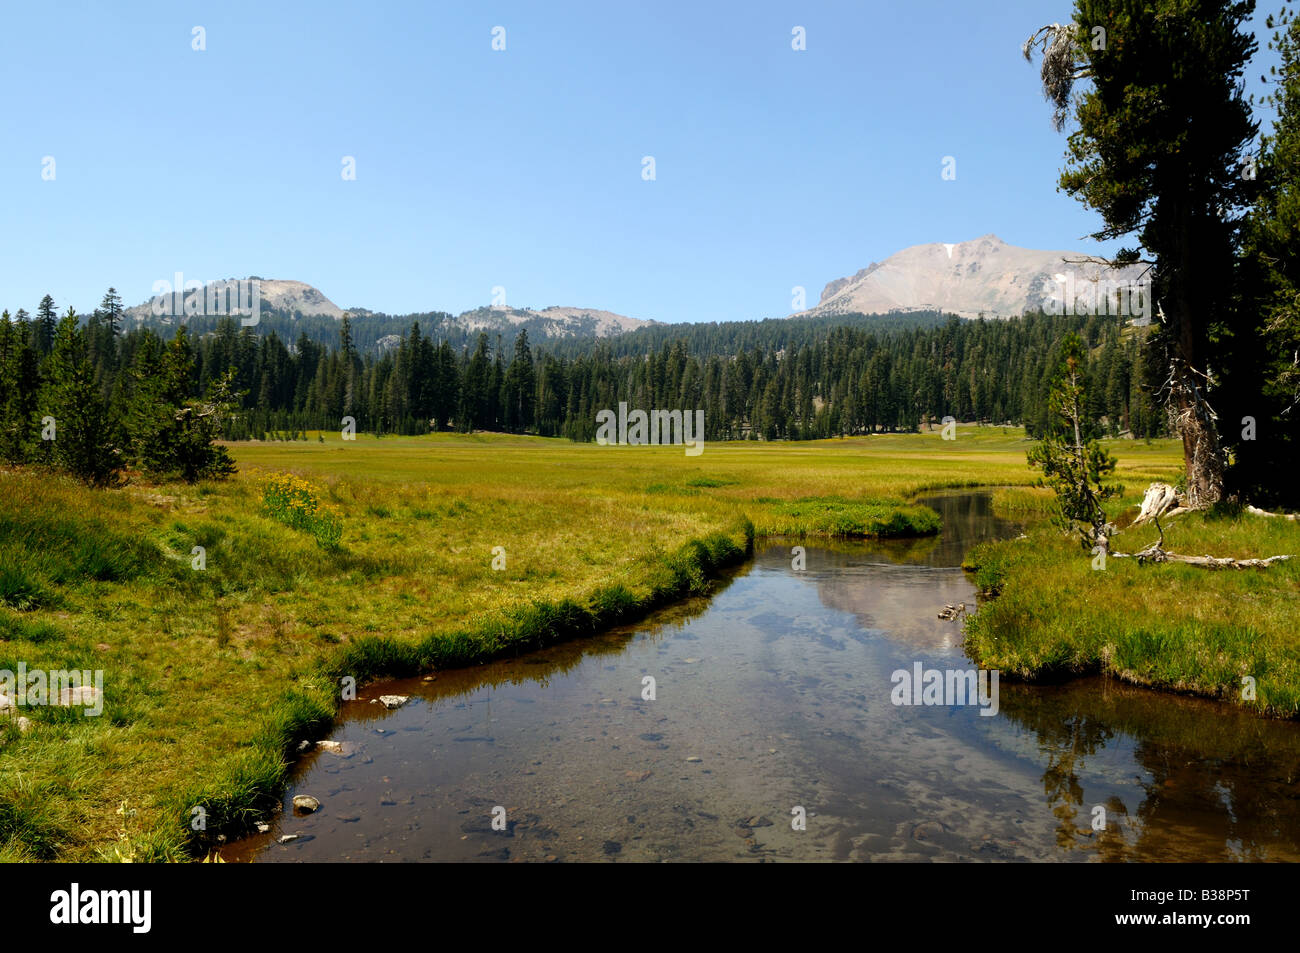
1028,334,1122,552
98,288,125,336
461,333,491,432
44,308,121,485
1025,1,1259,506
490,336,506,431
1235,2,1300,505
503,328,536,433
35,295,57,356
431,340,460,431
0,312,36,462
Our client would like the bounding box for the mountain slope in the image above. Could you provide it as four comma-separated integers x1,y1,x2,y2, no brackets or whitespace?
796,234,1149,320
456,305,654,338
125,278,346,322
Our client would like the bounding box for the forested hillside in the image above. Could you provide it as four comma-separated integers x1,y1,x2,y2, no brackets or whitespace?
0,294,1161,469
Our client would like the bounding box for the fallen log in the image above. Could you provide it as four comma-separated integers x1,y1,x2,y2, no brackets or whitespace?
1114,483,1294,567
1111,544,1293,569
1245,505,1299,520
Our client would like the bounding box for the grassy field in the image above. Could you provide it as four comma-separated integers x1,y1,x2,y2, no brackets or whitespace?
13,426,1291,861
5,424,1132,862
964,495,1300,717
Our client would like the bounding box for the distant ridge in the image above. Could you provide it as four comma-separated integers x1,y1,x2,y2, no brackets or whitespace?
125,279,655,338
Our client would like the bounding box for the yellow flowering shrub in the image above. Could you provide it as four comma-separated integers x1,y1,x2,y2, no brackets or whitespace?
262,473,343,549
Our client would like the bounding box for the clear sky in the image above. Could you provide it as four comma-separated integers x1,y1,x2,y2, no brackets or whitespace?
0,0,1281,324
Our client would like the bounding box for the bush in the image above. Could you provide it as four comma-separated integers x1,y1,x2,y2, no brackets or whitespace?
0,564,55,611
262,473,344,550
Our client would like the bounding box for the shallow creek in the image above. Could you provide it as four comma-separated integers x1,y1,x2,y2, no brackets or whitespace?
223,492,1300,862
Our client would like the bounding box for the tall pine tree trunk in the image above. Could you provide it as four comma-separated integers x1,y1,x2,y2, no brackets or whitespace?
1168,206,1225,508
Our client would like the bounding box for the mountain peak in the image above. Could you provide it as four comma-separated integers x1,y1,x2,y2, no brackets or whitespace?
799,235,1144,320
126,277,346,321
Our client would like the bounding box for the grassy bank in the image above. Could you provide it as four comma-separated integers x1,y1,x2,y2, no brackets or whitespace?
966,495,1300,717
0,425,1070,861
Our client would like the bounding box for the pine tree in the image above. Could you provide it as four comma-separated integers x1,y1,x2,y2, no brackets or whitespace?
503,329,536,433
0,311,28,462
125,326,237,481
1025,1,1259,506
490,336,506,431
462,333,491,432
123,332,170,473
98,288,124,336
339,315,359,418
45,309,121,485
431,340,460,431
1028,334,1122,552
35,295,57,356
1235,2,1300,505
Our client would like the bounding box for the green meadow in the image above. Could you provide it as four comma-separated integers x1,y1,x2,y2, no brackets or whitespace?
5,425,1297,862
964,498,1300,716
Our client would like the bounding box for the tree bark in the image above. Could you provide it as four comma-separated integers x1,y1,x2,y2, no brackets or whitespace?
1169,205,1226,508
1132,482,1186,524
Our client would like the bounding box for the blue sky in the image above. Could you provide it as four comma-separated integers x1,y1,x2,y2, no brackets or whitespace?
0,0,1281,324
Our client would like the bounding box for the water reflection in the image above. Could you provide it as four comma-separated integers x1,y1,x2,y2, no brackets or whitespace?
998,679,1300,861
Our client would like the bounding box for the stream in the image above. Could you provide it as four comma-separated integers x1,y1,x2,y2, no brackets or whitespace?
223,491,1300,862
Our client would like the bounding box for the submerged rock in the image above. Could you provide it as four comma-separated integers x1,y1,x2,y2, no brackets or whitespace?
910,820,950,842
292,795,321,814
378,695,410,710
